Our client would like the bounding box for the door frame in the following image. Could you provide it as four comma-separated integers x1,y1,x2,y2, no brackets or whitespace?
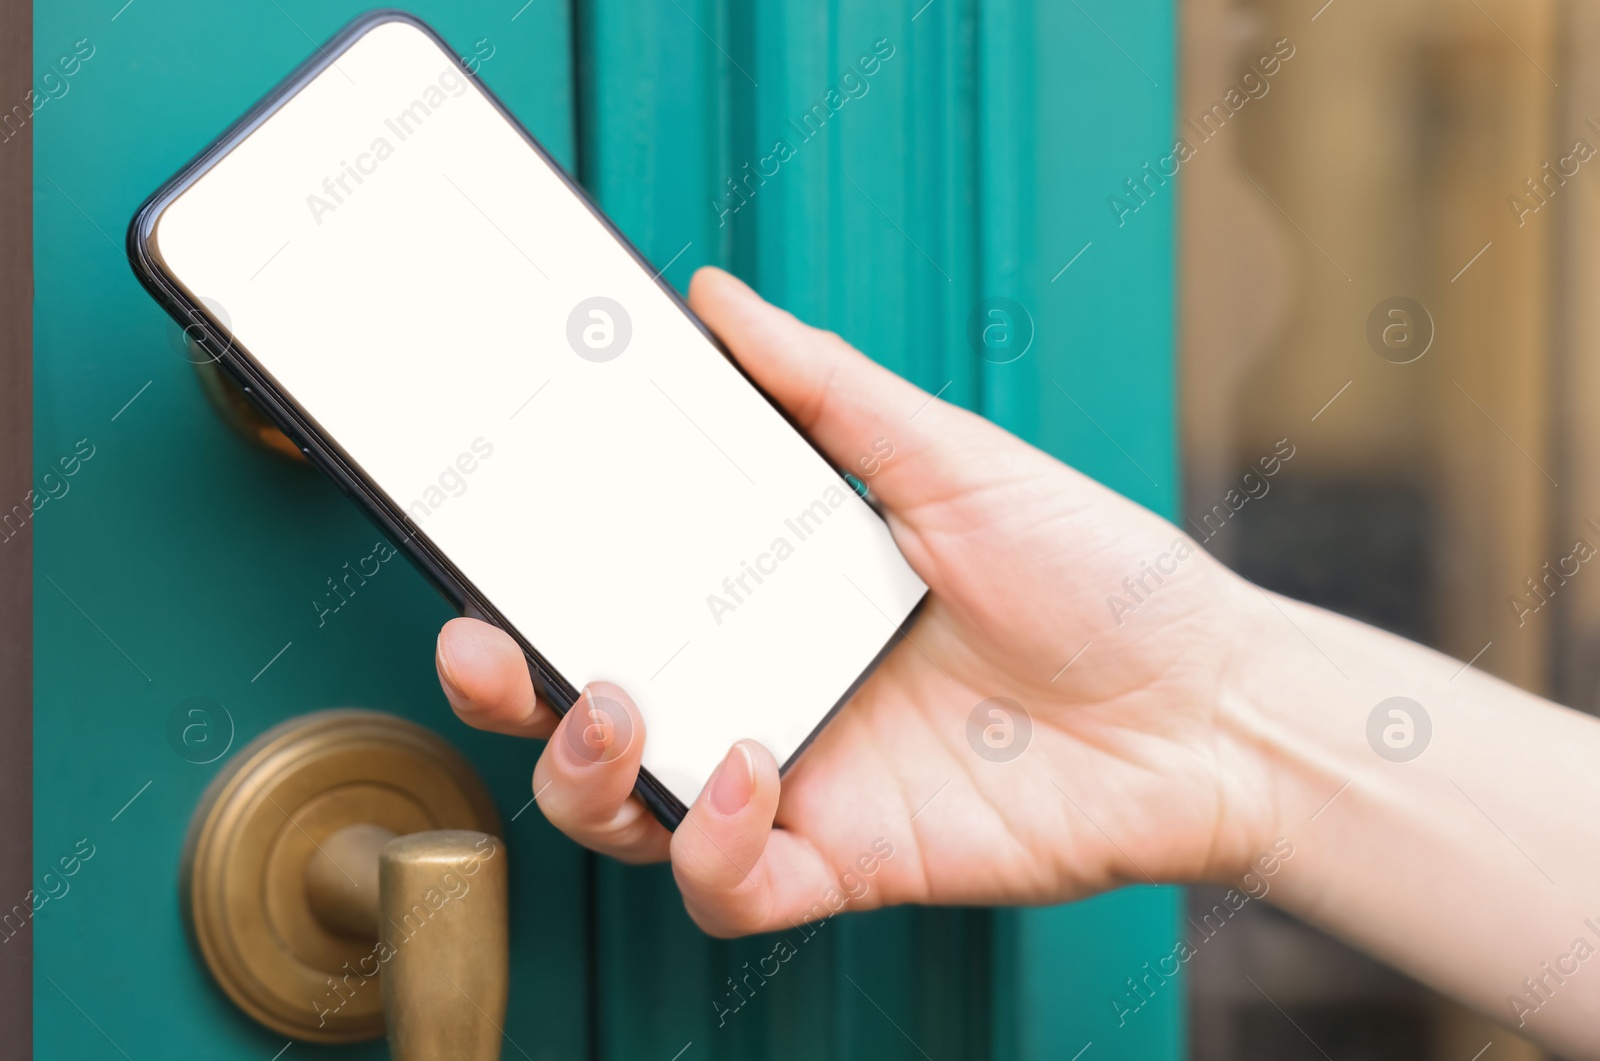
2,0,35,1050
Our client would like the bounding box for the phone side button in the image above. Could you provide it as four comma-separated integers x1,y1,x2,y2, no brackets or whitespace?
301,447,353,498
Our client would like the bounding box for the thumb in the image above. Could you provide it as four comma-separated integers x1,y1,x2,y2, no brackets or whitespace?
687,266,1010,515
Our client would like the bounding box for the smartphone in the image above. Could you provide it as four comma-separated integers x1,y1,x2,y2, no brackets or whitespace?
128,10,927,827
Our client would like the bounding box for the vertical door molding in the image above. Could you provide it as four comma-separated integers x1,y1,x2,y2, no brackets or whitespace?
577,1,1181,1058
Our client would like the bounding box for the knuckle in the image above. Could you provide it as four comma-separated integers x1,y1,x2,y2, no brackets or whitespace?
541,787,611,834
568,802,665,864
536,766,645,839
686,888,767,939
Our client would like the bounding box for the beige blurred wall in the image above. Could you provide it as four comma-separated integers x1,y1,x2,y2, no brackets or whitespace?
1180,0,1574,1056
1182,0,1563,696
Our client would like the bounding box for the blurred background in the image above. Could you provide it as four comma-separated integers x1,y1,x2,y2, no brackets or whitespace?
1181,0,1585,1057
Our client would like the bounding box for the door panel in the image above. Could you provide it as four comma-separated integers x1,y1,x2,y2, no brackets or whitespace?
32,3,584,1058
33,0,1181,1058
577,1,1182,1058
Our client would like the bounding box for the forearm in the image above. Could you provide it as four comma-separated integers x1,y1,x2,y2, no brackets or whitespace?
1236,593,1600,1057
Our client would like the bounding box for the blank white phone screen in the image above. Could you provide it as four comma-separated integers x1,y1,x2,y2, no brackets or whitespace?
149,18,927,809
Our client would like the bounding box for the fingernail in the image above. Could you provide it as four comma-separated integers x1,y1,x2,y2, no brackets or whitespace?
436,628,471,707
437,622,524,719
563,686,632,765
710,742,756,816
439,622,490,681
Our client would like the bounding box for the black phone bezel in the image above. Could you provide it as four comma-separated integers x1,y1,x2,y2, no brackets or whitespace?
126,8,927,830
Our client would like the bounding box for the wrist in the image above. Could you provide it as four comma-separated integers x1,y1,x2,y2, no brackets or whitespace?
1196,577,1366,889
1174,573,1600,1056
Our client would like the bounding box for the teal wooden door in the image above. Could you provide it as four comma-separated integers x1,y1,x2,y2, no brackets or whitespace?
33,1,1180,1058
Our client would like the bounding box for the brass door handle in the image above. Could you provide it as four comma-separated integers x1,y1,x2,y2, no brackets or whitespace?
182,710,509,1055
304,826,509,1061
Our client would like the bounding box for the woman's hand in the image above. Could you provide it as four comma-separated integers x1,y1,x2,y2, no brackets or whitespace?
435,266,1279,936
436,267,1600,1058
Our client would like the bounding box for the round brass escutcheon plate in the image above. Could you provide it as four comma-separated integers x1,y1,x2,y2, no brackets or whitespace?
190,350,306,464
181,710,501,1043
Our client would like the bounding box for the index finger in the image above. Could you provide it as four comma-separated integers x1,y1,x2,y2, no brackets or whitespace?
436,617,560,739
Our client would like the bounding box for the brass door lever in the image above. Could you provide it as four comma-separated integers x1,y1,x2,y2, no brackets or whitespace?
182,710,508,1057
306,826,509,1061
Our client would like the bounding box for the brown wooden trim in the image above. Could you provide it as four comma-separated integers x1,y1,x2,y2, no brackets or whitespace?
0,0,32,1051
